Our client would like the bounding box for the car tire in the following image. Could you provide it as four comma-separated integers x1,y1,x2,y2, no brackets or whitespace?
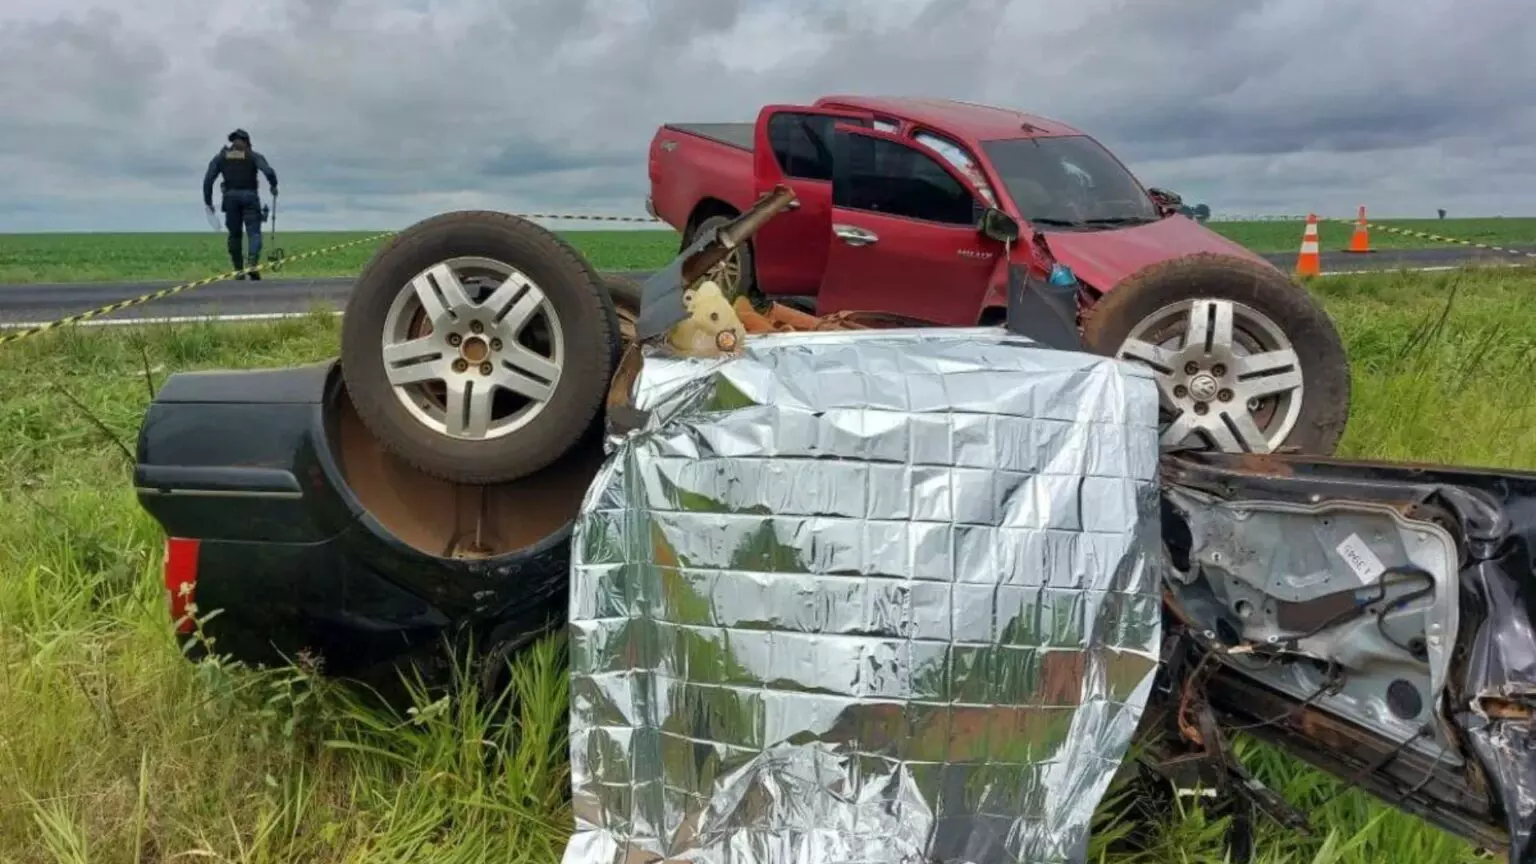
1080,252,1350,456
341,211,620,485
685,214,764,309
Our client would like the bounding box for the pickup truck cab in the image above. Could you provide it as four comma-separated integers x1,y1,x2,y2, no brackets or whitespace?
648,96,1352,456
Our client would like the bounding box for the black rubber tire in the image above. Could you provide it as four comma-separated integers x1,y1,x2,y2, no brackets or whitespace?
567,256,625,373
686,214,763,308
341,211,619,485
1080,252,1350,456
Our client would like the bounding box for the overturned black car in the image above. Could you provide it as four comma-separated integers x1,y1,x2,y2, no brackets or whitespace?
133,203,1536,863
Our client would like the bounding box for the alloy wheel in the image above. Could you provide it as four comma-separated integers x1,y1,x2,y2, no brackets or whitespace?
380,256,566,441
707,247,744,300
1116,298,1304,453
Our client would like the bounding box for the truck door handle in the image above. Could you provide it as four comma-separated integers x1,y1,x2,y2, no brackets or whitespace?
786,199,801,210
833,224,878,246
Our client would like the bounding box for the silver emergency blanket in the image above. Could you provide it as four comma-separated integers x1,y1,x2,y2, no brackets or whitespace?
564,328,1164,864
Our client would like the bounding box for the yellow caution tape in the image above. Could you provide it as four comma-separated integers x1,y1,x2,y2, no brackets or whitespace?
515,213,661,223
5,205,1526,350
1326,217,1536,259
0,210,674,347
0,210,672,346
0,232,396,346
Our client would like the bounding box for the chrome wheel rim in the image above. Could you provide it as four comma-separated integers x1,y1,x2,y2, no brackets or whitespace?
1117,298,1304,453
707,246,744,299
380,256,565,441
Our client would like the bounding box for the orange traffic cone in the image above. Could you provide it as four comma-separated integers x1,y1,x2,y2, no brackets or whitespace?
1345,205,1373,253
1296,214,1321,276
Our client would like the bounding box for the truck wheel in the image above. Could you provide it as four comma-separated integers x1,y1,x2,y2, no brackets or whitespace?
686,214,764,308
341,211,619,484
1080,253,1350,456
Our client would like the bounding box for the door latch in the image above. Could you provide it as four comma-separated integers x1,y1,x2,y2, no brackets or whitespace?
833,224,878,246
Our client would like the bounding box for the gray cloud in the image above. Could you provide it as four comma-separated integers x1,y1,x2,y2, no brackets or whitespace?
1,0,1531,231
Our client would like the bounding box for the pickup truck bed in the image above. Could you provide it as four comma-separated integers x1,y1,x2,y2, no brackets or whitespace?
649,123,757,237
663,123,753,151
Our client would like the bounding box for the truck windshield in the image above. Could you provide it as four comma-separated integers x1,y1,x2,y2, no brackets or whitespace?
980,136,1159,228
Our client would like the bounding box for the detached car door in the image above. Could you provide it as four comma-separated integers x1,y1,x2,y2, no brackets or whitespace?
817,126,1005,326
750,105,874,297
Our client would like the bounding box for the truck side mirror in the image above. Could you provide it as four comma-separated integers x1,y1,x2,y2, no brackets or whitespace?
979,207,1020,244
1147,187,1183,217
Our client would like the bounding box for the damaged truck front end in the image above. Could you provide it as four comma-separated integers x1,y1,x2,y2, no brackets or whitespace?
1149,451,1536,861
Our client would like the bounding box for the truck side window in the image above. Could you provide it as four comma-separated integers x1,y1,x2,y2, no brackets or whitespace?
767,113,844,182
913,131,997,207
834,136,977,226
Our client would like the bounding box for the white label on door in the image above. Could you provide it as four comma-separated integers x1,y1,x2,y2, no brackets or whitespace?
1336,533,1387,583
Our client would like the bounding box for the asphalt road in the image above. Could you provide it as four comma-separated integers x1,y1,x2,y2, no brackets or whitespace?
1,246,1530,326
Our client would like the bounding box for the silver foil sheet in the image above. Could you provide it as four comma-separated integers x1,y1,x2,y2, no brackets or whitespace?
563,328,1165,864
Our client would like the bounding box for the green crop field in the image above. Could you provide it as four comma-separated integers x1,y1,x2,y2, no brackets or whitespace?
0,229,681,284
1209,216,1536,255
1,217,1533,284
2,267,1534,861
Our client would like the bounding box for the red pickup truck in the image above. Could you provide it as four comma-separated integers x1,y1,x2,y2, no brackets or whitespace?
646,96,1350,457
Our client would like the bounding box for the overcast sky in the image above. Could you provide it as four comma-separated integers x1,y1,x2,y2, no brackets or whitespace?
2,0,1530,232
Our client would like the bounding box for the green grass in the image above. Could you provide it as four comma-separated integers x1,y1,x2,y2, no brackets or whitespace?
2,267,1535,861
1212,216,1536,255
1,217,1532,284
0,229,680,284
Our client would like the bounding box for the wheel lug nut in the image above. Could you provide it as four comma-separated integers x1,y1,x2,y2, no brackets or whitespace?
448,334,462,347
490,338,503,351
479,362,493,376
452,359,468,373
1212,364,1227,377
1193,402,1209,415
1218,388,1233,402
470,321,484,334
1174,385,1189,398
1185,362,1200,375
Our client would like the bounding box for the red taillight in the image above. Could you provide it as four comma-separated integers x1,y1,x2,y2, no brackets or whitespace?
164,537,200,634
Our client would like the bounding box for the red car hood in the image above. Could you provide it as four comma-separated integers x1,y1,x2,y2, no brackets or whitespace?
1038,215,1273,292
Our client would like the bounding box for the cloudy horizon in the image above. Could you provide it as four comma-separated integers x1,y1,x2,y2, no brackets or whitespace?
2,0,1531,233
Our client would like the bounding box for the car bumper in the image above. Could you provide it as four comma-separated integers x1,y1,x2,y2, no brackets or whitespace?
134,361,574,691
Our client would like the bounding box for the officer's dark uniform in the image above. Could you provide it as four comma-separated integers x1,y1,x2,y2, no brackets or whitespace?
202,129,278,278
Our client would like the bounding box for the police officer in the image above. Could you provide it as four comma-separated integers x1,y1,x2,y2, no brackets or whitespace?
202,129,278,280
